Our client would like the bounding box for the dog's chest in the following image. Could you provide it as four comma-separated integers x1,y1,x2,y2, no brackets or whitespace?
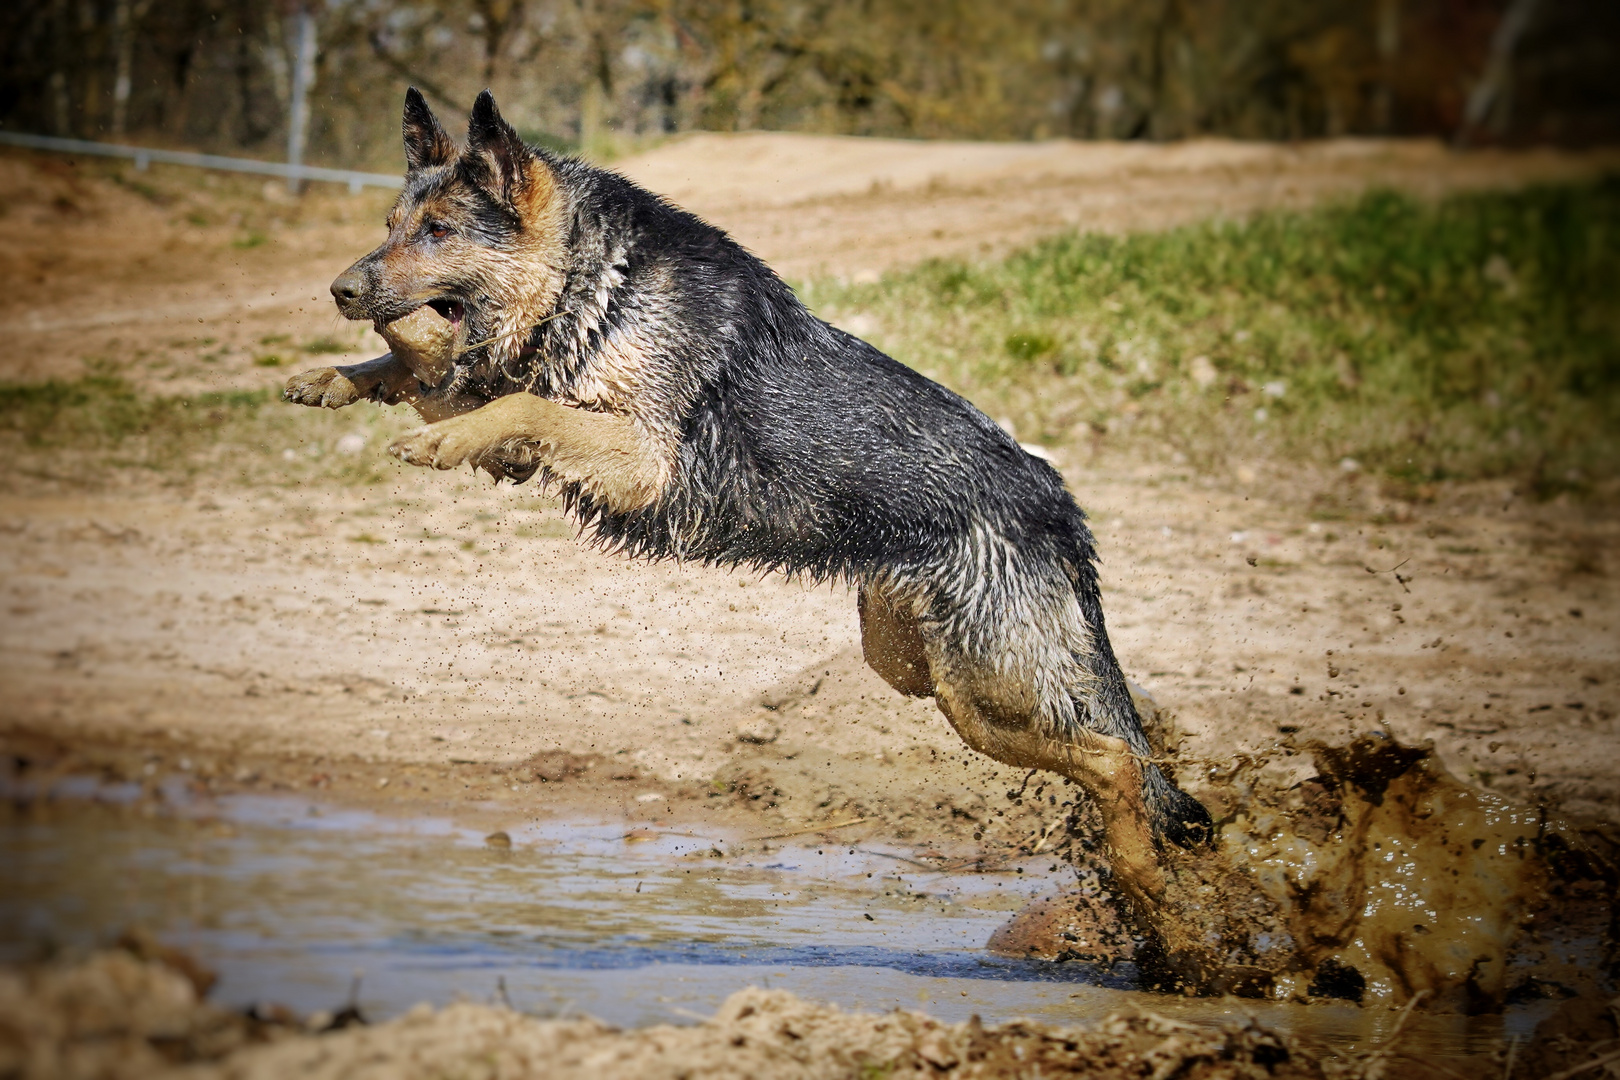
560,322,666,414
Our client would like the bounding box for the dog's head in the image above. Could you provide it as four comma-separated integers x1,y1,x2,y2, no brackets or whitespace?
331,89,568,371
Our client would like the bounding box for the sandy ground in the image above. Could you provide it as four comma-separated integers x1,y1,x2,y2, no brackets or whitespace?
2,130,1616,829
4,458,1616,840
0,133,1617,1050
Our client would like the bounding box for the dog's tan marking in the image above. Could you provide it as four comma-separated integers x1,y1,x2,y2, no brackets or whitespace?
389,395,669,513
857,586,934,698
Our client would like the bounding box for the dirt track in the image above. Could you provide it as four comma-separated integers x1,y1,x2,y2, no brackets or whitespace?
4,132,1615,393
2,132,1616,837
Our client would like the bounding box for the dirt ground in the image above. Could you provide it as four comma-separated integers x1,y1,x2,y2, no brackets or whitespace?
5,944,1616,1079
1,133,1617,1062
3,947,1338,1080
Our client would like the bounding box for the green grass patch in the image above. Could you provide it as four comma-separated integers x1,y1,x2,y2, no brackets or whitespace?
0,377,262,447
0,375,413,488
810,181,1620,484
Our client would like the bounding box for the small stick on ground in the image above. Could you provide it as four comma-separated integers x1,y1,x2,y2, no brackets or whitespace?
1029,818,1063,854
1353,989,1430,1080
1545,1047,1620,1080
753,817,868,841
858,848,947,871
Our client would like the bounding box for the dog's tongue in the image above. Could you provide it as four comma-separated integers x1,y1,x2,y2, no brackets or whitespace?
379,306,457,386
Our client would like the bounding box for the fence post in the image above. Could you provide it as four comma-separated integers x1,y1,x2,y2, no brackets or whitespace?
286,5,317,195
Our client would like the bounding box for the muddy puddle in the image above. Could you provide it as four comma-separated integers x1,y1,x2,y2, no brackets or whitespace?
3,768,1601,1064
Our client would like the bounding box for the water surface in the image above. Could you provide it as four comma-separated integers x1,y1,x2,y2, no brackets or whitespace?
0,775,1557,1058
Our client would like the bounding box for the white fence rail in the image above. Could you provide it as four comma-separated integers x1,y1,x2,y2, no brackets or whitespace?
0,130,402,193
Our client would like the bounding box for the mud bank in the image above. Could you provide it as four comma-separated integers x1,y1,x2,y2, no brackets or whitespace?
8,946,1619,1080
0,946,1319,1079
994,733,1617,1011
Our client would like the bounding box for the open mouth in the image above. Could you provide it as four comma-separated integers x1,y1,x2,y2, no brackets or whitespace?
425,297,466,328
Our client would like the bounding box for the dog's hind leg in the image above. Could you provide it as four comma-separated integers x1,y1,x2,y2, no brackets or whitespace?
872,579,1234,989
858,585,934,698
915,619,1169,905
855,574,1163,891
873,536,1207,872
926,638,1241,992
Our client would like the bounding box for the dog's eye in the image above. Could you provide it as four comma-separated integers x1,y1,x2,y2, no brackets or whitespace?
427,222,451,240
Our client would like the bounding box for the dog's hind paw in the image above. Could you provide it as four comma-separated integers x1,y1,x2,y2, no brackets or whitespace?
284,367,361,410
1155,786,1215,849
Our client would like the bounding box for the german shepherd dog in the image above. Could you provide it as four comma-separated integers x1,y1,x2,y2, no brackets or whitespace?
288,89,1211,897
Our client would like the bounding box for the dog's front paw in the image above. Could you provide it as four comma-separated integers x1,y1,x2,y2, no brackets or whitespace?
389,419,490,472
284,367,361,409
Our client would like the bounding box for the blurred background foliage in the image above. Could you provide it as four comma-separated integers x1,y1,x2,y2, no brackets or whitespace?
2,0,1616,168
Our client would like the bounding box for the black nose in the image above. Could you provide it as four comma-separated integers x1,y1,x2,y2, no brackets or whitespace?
331,268,365,305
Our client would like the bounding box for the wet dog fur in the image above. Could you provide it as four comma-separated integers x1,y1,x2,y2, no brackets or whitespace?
294,89,1213,865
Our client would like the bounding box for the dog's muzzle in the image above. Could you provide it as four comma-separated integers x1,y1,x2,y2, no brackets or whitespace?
330,265,371,319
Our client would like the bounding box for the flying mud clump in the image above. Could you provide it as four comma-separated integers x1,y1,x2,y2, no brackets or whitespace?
995,729,1617,1011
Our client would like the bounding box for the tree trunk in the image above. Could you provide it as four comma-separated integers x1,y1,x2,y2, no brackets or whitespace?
76,0,102,135
1457,0,1539,145
1373,0,1400,134
50,0,72,136
111,0,151,138
286,6,317,194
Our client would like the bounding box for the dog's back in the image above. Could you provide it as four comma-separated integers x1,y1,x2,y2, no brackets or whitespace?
479,157,1083,580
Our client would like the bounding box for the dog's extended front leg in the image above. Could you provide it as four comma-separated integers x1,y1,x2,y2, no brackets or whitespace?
388,395,669,512
282,354,484,423
284,353,416,411
281,352,405,411
284,306,478,423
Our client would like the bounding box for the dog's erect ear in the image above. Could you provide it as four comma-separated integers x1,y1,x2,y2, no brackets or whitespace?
463,89,553,213
402,87,457,171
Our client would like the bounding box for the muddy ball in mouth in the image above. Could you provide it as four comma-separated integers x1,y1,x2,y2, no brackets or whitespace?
380,305,458,386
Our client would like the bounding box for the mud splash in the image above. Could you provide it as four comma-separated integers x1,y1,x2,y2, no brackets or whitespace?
995,732,1617,1010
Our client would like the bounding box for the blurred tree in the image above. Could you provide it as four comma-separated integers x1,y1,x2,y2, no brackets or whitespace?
0,0,1612,169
